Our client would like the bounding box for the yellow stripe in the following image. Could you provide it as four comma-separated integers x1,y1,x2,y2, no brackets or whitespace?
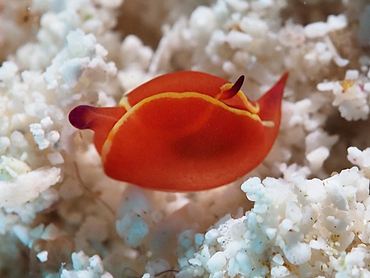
218,83,260,114
119,96,132,111
237,91,260,114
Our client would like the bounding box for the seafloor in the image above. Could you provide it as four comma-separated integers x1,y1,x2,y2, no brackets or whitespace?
0,0,370,277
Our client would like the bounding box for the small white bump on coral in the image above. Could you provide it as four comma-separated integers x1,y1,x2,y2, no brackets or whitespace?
0,162,60,208
347,147,370,169
317,69,370,121
61,251,113,278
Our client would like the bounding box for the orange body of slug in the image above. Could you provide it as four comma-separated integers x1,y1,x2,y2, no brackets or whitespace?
69,71,288,191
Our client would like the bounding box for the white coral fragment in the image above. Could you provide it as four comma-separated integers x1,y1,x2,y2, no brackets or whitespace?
279,20,305,47
304,22,329,38
240,16,268,37
36,250,48,262
347,147,370,169
189,6,217,37
43,29,116,93
0,156,31,180
283,242,311,265
334,82,369,121
0,165,60,207
207,251,227,272
306,146,330,172
29,123,49,150
318,70,370,121
0,61,18,85
61,251,113,278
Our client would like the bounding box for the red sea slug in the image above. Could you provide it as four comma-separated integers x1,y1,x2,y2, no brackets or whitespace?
69,71,288,191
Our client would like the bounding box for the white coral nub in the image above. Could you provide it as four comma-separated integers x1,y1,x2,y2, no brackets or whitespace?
61,251,113,278
317,69,370,121
0,158,60,208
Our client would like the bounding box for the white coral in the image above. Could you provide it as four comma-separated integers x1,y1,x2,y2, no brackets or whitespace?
177,167,370,278
318,70,370,121
44,29,117,94
61,251,113,278
0,163,60,208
